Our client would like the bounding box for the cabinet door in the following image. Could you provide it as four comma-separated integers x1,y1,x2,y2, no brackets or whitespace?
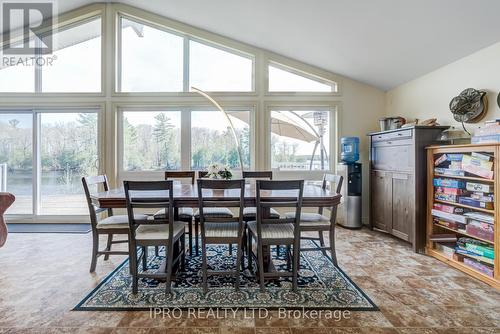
371,171,392,232
391,173,414,242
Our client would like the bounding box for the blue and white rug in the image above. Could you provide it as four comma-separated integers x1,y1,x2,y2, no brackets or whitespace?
75,241,376,311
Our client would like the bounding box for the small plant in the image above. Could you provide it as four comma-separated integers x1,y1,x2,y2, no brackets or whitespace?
205,163,233,180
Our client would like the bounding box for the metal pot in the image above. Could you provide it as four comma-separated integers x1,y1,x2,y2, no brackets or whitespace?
379,117,406,131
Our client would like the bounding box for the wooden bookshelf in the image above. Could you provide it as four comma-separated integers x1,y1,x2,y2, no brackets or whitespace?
426,144,499,289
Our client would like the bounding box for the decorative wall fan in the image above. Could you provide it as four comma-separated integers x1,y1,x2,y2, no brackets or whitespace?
497,91,500,109
449,88,488,135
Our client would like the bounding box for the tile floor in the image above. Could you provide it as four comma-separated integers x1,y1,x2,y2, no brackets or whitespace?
0,227,498,333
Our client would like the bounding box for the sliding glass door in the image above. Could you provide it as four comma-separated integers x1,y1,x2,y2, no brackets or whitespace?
0,109,100,217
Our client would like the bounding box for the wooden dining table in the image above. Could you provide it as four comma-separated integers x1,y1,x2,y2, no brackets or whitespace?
91,182,341,275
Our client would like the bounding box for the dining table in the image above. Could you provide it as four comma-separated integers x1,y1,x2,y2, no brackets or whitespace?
91,182,342,276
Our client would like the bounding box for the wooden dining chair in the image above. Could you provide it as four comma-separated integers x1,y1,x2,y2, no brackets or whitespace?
197,178,246,293
82,175,145,273
124,180,186,295
284,173,343,264
154,171,196,254
241,171,280,221
193,170,234,256
247,180,304,292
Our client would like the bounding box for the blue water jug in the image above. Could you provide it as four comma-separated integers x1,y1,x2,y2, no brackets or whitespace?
340,137,359,163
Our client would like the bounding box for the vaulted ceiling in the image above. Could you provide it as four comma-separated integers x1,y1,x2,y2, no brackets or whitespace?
10,0,500,90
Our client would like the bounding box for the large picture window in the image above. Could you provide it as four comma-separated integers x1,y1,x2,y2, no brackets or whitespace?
121,110,181,171
191,110,250,170
119,17,184,92
270,109,331,171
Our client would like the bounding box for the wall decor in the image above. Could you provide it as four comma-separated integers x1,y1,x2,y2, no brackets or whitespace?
449,88,488,134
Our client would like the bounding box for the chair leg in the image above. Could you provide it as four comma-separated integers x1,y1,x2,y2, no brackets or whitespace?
247,232,253,272
276,245,280,257
286,245,291,271
155,246,159,257
130,244,139,294
188,219,193,255
142,246,148,271
181,233,186,271
104,234,113,260
90,232,99,273
319,231,327,256
201,239,208,294
329,228,338,266
195,219,200,256
229,244,233,255
257,243,265,292
235,239,242,291
165,242,175,295
292,242,299,292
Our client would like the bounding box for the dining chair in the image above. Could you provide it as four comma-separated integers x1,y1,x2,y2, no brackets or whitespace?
154,171,196,254
82,175,145,273
247,180,304,292
124,180,186,295
197,178,246,293
241,171,280,221
193,170,234,256
284,173,343,264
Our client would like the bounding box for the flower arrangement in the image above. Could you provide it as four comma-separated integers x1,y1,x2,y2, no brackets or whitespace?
205,163,233,180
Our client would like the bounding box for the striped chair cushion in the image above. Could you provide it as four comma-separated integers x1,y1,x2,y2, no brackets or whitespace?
243,207,280,218
284,212,329,222
204,222,240,238
247,221,295,239
96,214,148,229
134,222,185,241
154,207,193,220
194,207,233,218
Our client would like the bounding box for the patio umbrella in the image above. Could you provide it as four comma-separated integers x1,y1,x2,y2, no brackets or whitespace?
228,111,317,142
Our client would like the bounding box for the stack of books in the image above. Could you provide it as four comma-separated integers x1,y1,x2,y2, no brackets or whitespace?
433,178,467,203
456,237,494,277
464,212,494,242
460,180,495,210
472,119,500,144
461,152,494,180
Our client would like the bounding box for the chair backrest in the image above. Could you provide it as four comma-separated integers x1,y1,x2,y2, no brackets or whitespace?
322,173,343,194
242,170,273,180
124,180,174,236
255,180,304,237
198,171,208,178
82,175,111,228
165,171,195,185
197,179,245,224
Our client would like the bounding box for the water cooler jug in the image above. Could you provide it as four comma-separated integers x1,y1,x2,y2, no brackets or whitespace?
337,137,362,229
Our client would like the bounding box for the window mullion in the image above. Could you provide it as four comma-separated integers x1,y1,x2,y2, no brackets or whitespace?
183,36,190,92
180,108,191,169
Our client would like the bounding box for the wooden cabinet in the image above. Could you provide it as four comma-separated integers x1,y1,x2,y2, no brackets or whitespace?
369,126,448,252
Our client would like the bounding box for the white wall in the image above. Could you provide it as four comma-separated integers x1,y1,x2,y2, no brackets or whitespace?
342,78,386,223
386,41,500,131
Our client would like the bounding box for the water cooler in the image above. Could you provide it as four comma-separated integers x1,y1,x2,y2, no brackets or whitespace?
337,137,362,229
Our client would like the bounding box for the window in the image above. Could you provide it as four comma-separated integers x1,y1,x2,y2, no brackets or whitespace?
0,62,35,93
0,113,33,214
40,112,99,214
268,64,335,92
41,18,102,92
119,17,183,92
122,110,181,171
270,109,330,170
191,110,250,170
189,40,253,92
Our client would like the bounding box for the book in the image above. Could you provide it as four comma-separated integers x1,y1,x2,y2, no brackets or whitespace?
470,192,494,202
434,153,463,166
463,212,494,224
433,178,465,189
463,258,494,277
471,134,500,144
434,192,460,203
466,182,493,193
434,219,467,233
466,220,494,242
455,248,494,265
471,152,493,162
435,187,468,195
457,238,494,259
458,197,494,210
435,242,456,259
433,203,470,214
429,234,458,242
434,168,465,177
462,154,493,171
431,209,468,224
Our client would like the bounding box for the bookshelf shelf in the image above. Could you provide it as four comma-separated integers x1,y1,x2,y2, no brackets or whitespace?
433,173,495,183
433,199,495,214
426,143,499,289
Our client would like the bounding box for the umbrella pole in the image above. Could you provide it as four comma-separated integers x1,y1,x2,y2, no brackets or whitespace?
191,87,245,171
309,141,319,170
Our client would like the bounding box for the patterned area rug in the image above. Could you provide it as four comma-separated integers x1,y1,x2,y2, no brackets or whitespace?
75,241,376,311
